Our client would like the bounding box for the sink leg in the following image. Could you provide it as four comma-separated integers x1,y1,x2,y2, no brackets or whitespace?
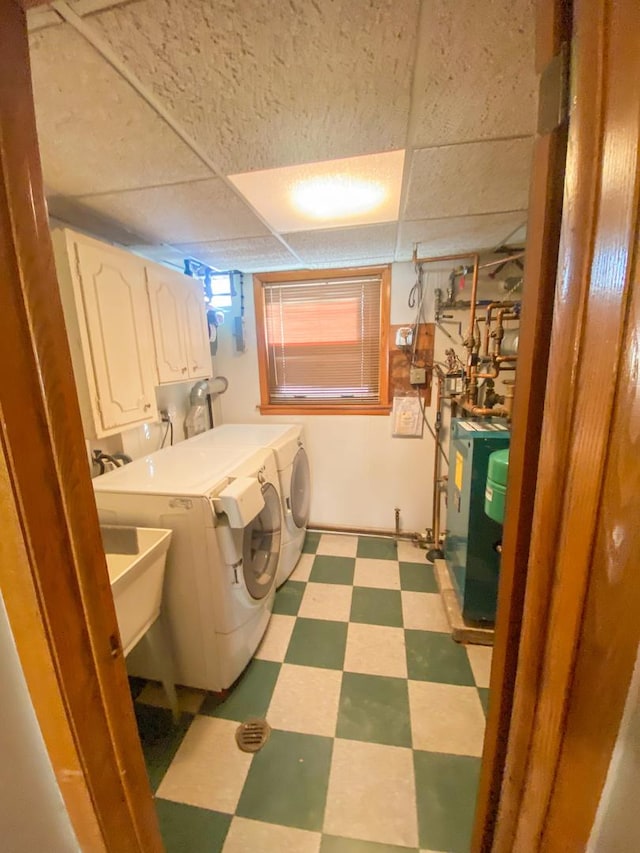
144,617,179,723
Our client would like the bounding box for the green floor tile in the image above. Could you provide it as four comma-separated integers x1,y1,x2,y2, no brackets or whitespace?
134,705,193,792
310,555,355,585
285,617,348,670
405,629,475,685
236,729,333,831
356,536,398,560
399,561,439,593
128,675,146,700
303,530,321,553
336,672,411,747
200,659,280,721
155,799,231,853
350,587,403,627
478,687,490,717
321,835,418,853
272,579,306,615
414,750,481,853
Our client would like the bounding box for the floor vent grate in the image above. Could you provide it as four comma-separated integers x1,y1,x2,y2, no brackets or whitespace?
235,718,271,753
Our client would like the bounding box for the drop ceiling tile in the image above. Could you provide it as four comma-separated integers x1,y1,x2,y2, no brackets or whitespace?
46,196,149,246
91,0,419,174
78,178,269,243
27,8,63,31
410,0,537,147
283,223,398,265
396,212,528,260
174,236,300,272
29,23,211,196
403,138,533,221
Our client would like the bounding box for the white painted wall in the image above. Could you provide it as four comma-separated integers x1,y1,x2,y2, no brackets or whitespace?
587,645,640,853
0,594,79,852
213,262,438,534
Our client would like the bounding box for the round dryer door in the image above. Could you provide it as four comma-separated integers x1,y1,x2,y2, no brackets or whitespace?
243,482,281,600
290,447,311,529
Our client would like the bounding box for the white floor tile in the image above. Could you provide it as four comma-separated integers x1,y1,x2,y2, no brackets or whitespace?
298,582,353,622
135,682,206,714
267,663,342,737
353,557,401,590
254,614,296,662
323,738,418,848
316,533,358,558
465,643,493,688
343,622,408,679
397,539,426,563
401,591,449,632
289,553,315,582
408,680,486,756
157,716,252,813
223,817,321,853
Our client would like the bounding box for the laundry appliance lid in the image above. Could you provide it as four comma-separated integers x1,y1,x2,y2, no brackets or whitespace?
92,443,262,497
189,423,301,450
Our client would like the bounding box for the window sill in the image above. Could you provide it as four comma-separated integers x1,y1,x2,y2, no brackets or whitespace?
258,403,392,416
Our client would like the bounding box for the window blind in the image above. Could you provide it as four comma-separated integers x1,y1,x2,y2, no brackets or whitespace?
262,275,383,405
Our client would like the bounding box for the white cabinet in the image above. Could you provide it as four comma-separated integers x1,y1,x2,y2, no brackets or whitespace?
146,266,211,384
53,229,159,438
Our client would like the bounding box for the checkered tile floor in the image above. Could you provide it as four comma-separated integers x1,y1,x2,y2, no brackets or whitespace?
130,532,492,853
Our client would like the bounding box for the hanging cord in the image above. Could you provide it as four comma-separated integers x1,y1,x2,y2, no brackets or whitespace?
160,415,173,449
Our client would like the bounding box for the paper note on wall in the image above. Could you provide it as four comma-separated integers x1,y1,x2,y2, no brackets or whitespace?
391,396,423,438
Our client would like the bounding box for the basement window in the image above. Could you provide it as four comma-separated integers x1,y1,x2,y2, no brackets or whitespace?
254,266,391,415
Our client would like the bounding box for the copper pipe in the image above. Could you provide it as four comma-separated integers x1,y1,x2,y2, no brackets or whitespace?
483,301,517,357
461,400,509,418
431,367,444,550
492,309,519,357
478,252,525,270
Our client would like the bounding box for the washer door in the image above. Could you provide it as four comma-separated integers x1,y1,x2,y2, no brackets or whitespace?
290,447,311,529
243,482,281,600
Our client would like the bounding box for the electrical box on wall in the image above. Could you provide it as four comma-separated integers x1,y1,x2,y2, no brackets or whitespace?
395,326,413,347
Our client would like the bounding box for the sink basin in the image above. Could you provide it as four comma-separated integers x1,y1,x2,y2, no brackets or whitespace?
105,527,172,656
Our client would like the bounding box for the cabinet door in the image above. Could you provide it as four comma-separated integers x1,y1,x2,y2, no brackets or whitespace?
183,277,212,379
146,267,189,383
74,238,158,433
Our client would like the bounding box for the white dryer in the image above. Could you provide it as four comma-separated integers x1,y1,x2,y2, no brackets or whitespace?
187,423,310,586
93,442,282,691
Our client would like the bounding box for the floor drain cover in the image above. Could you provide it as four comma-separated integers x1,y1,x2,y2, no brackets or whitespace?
235,718,271,753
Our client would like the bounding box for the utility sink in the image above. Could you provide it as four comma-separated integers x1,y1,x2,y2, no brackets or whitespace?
103,526,172,656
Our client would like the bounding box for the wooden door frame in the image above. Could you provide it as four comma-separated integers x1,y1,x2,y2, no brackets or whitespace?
475,0,640,849
0,2,163,850
6,0,638,850
471,0,571,847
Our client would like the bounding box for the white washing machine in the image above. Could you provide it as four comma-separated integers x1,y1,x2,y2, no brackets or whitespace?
187,423,311,586
93,442,282,691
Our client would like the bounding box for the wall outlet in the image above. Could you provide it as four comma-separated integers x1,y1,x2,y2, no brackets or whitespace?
409,366,427,386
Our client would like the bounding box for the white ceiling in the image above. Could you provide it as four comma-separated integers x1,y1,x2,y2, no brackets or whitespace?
29,0,536,272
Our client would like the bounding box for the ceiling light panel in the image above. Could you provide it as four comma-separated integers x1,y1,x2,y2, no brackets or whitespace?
77,178,269,244
404,138,533,221
396,212,528,261
91,0,419,174
229,150,405,234
409,0,536,147
29,24,210,197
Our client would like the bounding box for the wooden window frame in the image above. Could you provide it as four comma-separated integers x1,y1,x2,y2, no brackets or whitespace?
253,265,391,416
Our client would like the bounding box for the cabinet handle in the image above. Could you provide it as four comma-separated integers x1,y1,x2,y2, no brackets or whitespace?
144,403,151,410
182,366,187,373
